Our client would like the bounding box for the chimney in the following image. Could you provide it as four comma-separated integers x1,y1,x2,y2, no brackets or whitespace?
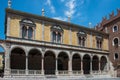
42,8,45,16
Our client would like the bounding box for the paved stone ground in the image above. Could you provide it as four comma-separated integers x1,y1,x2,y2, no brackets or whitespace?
0,77,119,80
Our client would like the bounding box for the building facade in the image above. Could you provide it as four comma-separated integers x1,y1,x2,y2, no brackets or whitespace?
0,9,115,77
95,9,120,76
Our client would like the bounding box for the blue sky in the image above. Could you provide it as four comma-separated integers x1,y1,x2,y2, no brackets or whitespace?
0,0,120,51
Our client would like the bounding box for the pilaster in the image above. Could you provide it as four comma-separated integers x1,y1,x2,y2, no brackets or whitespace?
4,43,11,77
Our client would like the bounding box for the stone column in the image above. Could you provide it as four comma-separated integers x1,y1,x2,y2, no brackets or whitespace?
4,43,11,77
81,60,83,74
41,57,44,75
55,58,58,75
26,56,28,75
68,58,72,75
90,60,92,74
99,61,101,74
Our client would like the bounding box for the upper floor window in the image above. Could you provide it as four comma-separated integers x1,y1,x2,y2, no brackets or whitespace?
20,18,36,39
113,38,119,47
113,25,118,32
77,31,86,47
96,35,103,49
114,53,119,60
51,25,63,43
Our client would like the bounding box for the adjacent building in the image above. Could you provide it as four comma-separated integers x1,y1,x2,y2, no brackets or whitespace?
96,9,120,76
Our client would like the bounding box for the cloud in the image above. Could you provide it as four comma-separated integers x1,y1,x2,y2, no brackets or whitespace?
46,0,55,13
60,0,65,2
53,16,67,21
65,0,76,17
64,0,85,17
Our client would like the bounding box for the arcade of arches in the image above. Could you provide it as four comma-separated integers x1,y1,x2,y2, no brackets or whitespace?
10,47,108,75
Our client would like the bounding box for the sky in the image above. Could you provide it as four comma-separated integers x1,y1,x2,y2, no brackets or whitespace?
0,0,120,51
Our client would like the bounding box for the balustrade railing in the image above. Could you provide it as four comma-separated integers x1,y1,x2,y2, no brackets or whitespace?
28,70,42,75
101,70,108,74
11,69,25,75
72,71,81,75
58,70,69,75
10,69,109,76
92,70,100,74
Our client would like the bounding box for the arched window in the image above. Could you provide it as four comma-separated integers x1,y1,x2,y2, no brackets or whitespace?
113,25,118,32
20,18,36,40
114,53,118,60
51,25,63,43
22,26,27,38
28,27,33,39
96,35,103,49
113,38,119,46
77,31,86,47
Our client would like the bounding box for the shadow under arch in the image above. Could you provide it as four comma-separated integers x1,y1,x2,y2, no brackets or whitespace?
72,53,81,71
10,47,26,69
83,54,91,74
44,50,56,75
28,48,42,70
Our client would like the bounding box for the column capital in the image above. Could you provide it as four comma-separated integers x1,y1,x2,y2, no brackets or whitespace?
6,43,11,49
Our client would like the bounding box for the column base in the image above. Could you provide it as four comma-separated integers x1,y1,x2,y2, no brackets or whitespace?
4,69,11,77
41,70,44,75
69,70,72,75
56,70,58,75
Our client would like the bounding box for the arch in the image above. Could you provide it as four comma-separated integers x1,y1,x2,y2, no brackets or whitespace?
83,54,91,74
44,51,56,75
113,37,119,46
28,49,42,70
72,53,81,71
100,56,107,71
10,47,26,69
58,52,69,71
92,55,99,71
113,24,118,32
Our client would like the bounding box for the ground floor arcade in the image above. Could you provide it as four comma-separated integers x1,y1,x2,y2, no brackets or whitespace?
9,47,109,76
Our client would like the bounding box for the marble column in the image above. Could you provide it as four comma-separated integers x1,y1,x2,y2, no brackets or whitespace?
41,57,44,75
90,60,92,74
68,58,72,75
55,58,58,75
26,56,28,75
81,60,83,74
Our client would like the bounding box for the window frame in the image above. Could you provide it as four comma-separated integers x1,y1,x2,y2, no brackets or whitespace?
113,25,118,32
114,53,119,60
20,18,36,40
113,37,119,46
51,25,63,43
